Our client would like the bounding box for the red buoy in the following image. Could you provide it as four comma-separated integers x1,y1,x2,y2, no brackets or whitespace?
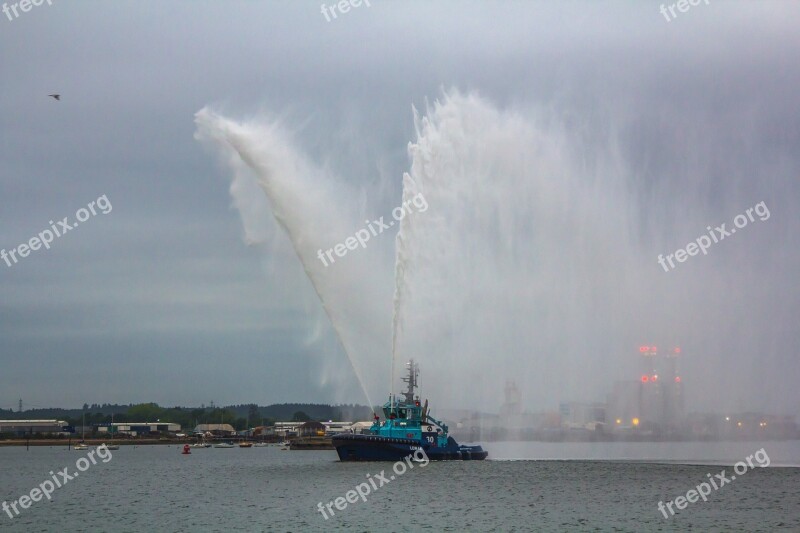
182,444,191,454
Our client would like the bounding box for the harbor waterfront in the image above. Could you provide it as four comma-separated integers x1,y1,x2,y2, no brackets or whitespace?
0,442,798,531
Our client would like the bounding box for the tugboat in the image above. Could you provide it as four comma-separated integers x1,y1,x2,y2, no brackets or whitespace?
332,360,488,461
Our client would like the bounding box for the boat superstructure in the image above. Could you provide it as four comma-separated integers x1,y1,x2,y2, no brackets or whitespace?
332,360,488,461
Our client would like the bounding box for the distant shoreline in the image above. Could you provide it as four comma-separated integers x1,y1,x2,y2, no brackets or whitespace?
0,439,191,447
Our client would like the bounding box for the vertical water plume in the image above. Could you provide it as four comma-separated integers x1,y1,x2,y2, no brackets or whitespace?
390,165,424,405
390,90,637,410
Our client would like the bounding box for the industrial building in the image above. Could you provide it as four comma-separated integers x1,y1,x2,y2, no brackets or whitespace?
98,422,181,436
452,381,558,441
606,345,684,433
272,421,362,437
0,420,69,436
559,402,606,430
193,423,235,436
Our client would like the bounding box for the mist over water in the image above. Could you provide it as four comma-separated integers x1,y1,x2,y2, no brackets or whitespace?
196,89,798,424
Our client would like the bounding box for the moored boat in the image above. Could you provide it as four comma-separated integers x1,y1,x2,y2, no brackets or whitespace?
73,411,88,450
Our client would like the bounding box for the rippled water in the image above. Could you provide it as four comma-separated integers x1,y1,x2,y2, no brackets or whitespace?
1,443,798,531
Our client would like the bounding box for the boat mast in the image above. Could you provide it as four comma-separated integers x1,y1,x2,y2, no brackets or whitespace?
390,356,394,417
402,360,418,404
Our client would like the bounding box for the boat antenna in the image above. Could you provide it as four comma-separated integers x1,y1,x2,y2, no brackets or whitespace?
390,353,394,417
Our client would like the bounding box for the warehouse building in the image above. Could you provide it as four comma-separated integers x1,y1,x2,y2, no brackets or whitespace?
0,420,69,436
193,423,235,436
97,422,181,436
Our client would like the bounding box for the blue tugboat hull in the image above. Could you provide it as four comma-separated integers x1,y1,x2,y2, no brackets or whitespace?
332,433,488,461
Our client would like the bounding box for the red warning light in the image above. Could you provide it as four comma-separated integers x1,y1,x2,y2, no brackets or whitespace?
641,375,649,383
674,347,681,354
639,346,649,352
674,376,681,383
652,375,658,382
651,346,658,352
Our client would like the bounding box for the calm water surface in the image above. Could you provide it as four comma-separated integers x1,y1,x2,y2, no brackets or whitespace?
1,442,798,532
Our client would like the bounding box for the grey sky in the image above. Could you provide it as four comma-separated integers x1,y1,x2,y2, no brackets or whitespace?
1,1,798,415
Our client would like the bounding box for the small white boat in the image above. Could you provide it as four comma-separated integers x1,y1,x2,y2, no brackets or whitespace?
102,443,120,450
213,442,235,448
253,442,268,447
74,411,88,450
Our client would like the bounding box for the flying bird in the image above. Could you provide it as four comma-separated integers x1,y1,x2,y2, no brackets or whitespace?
48,94,60,101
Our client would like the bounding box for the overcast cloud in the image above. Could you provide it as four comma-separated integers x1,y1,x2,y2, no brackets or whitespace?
1,1,798,415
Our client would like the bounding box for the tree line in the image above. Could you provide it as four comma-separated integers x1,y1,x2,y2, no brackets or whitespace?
0,402,374,431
